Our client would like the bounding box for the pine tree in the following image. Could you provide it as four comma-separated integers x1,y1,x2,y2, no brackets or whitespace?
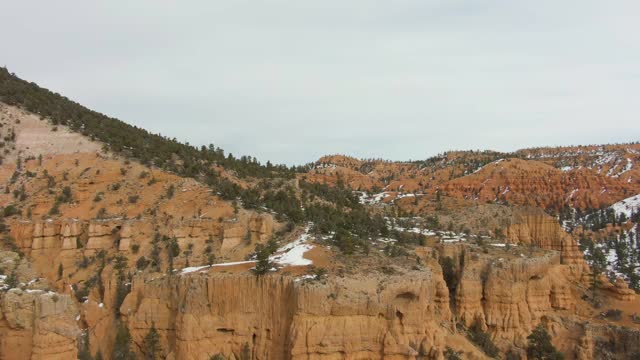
142,324,162,360
253,244,273,276
5,270,18,289
241,342,251,360
112,321,136,360
586,242,607,304
77,331,93,360
114,256,130,314
526,324,564,360
443,347,462,360
166,238,180,274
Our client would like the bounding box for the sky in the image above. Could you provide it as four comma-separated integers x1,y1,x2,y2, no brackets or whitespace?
1,1,639,165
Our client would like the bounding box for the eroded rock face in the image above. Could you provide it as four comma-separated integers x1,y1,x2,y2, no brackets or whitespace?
505,212,585,265
8,215,275,281
441,245,579,348
4,215,638,360
221,213,274,251
572,322,640,360
0,289,80,360
120,270,452,360
601,276,636,302
0,251,81,360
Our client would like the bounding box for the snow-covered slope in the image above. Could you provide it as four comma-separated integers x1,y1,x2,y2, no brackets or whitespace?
610,194,640,217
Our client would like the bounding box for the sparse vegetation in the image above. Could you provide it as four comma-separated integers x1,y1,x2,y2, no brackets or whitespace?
467,321,499,358
253,243,275,276
526,324,564,360
112,321,136,360
444,347,462,360
142,324,162,360
136,256,149,270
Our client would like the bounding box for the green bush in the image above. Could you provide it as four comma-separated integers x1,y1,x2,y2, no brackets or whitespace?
527,324,564,360
467,322,499,358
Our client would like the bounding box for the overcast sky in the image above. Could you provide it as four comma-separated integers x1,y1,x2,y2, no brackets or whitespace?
2,1,639,165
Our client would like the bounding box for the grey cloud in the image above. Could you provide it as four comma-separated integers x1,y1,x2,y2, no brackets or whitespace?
1,0,639,165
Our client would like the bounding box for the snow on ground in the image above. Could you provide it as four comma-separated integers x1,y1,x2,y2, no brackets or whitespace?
605,247,624,279
357,191,389,205
610,193,640,217
294,275,315,282
595,152,618,166
606,164,619,177
440,231,468,243
396,193,421,200
0,275,7,291
180,225,315,275
357,191,423,205
314,163,337,170
180,260,261,275
179,265,211,274
614,158,633,177
474,159,505,174
270,224,314,266
402,227,438,236
442,237,465,243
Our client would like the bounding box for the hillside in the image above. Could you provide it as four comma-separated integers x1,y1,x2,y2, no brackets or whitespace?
0,69,639,360
302,145,640,214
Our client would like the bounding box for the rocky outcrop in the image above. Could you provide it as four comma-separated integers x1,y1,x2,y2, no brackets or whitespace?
505,211,585,265
0,289,80,360
0,251,81,360
575,322,640,360
221,213,274,251
601,276,636,302
120,270,453,360
8,214,275,280
441,158,640,212
481,255,576,346
438,244,579,349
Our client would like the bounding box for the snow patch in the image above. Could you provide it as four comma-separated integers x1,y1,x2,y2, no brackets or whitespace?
294,275,315,282
610,193,640,218
180,225,316,275
270,225,314,266
357,191,389,205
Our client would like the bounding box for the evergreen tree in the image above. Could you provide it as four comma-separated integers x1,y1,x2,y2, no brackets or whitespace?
167,238,180,273
78,331,93,360
240,342,251,360
586,242,607,303
142,324,162,360
253,244,273,276
112,321,136,360
526,324,564,360
443,347,462,360
5,270,18,289
114,256,130,314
